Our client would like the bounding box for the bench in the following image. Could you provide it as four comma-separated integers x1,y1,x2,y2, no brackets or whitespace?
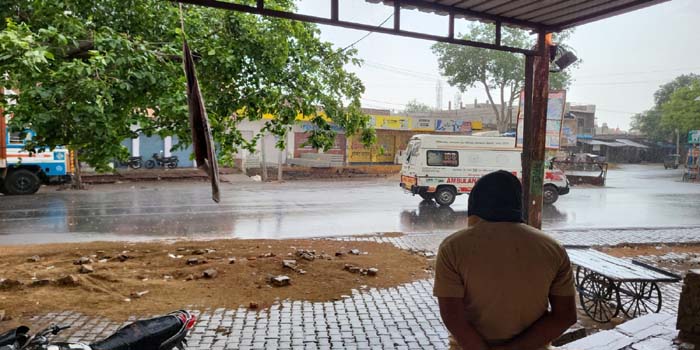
565,247,682,323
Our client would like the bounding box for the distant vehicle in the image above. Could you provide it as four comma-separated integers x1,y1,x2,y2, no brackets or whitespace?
399,134,570,206
1,116,72,195
145,151,179,169
663,154,680,170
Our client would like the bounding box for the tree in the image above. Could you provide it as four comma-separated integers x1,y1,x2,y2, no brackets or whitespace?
432,24,577,132
0,0,374,185
661,80,700,136
630,74,700,142
403,99,432,113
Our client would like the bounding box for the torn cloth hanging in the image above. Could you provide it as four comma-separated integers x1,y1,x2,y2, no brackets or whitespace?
183,39,220,203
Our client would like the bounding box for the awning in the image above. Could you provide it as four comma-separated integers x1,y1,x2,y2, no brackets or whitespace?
578,139,627,147
615,139,650,149
365,0,670,31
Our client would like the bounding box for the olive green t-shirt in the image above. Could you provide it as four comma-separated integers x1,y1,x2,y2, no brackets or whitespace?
433,221,575,343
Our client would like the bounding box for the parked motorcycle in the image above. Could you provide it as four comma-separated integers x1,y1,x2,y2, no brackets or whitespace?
0,310,196,350
145,152,178,169
126,156,143,169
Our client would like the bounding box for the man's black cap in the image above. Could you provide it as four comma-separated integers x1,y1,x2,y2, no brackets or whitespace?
467,170,524,223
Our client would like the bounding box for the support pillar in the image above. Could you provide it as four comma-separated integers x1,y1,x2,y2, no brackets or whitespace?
522,31,550,229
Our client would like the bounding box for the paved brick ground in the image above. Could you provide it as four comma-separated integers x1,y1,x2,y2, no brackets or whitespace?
11,226,700,349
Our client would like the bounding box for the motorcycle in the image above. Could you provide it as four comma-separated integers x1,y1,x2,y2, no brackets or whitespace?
0,310,196,350
126,156,143,170
145,152,178,169
113,156,142,170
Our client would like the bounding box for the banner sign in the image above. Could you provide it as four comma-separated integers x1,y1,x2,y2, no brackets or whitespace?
516,90,567,149
689,130,700,144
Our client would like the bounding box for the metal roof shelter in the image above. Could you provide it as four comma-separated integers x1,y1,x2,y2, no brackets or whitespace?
175,0,670,228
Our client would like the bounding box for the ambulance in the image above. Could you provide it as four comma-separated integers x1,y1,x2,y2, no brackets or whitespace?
399,134,569,206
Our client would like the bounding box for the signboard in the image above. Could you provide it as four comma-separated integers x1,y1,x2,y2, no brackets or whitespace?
560,118,578,147
373,115,411,130
516,90,566,149
435,119,472,133
689,130,700,144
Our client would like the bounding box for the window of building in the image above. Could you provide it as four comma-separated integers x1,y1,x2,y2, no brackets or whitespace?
427,150,459,167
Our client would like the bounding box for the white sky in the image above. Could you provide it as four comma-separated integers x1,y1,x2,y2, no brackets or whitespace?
295,0,700,131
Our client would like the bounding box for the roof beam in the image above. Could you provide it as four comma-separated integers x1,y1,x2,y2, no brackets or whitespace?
175,0,539,56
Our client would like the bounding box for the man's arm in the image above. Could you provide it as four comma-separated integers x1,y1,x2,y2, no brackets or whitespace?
492,295,577,350
438,297,489,350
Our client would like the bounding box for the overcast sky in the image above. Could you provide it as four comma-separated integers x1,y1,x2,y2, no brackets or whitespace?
295,0,700,131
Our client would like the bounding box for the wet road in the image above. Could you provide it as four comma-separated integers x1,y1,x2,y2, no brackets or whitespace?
1,164,700,244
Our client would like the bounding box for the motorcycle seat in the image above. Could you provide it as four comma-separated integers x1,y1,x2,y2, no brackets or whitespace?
90,316,183,350
0,326,29,347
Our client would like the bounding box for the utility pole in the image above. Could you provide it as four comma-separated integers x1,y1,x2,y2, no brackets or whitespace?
521,31,550,229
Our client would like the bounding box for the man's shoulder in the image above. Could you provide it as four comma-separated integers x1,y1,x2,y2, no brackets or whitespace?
438,227,475,251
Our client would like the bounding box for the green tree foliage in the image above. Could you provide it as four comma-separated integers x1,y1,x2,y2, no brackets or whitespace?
661,80,700,137
0,0,373,172
631,74,700,142
402,99,432,113
432,24,577,132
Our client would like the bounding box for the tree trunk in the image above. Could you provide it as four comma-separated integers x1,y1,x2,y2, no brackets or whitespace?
72,149,84,190
481,81,503,132
260,133,268,182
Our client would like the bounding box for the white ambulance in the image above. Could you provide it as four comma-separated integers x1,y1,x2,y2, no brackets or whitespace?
399,134,570,206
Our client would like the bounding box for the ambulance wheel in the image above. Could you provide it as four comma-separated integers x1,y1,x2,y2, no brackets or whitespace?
5,169,41,195
543,185,559,205
435,187,456,206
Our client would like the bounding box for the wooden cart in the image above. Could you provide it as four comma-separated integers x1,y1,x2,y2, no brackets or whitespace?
566,247,682,323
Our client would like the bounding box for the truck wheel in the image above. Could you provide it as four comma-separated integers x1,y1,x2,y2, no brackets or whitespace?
435,187,456,206
5,169,41,195
543,185,559,205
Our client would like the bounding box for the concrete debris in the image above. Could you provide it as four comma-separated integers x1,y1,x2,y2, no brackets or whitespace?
270,275,291,287
187,258,206,265
335,251,345,257
79,265,94,274
283,260,297,269
168,254,183,259
202,269,218,279
367,268,379,276
56,275,79,286
184,274,195,281
349,249,361,255
129,290,149,299
117,254,130,262
192,249,207,255
260,252,276,258
176,247,187,252
0,279,23,290
228,258,237,264
296,249,316,261
73,256,92,265
31,279,52,287
27,255,41,263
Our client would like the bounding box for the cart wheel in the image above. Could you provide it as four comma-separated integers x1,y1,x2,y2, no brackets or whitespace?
618,282,661,319
575,266,590,288
579,273,619,323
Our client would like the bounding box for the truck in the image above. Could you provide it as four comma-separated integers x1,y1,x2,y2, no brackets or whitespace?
399,134,570,206
1,115,72,195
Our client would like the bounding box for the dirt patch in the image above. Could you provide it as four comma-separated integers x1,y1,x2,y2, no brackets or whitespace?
0,239,429,324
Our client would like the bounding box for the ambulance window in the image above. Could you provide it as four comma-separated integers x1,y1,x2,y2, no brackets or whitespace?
427,150,458,167
9,132,24,144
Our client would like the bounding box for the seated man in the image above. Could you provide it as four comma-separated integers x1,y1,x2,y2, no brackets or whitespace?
434,170,576,350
